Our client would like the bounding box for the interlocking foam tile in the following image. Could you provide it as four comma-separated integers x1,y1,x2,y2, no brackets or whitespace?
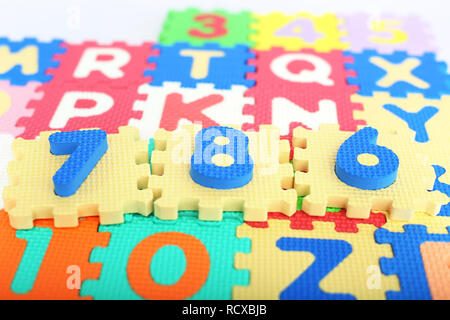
420,242,450,300
0,210,109,299
150,124,297,221
0,81,43,137
0,133,13,209
250,12,347,51
146,43,255,89
16,81,146,139
48,42,155,87
159,8,254,47
246,209,387,233
243,48,365,135
345,50,450,99
352,93,450,167
341,14,436,55
3,126,152,229
234,219,399,299
81,211,250,300
0,38,66,85
292,124,447,220
129,82,255,140
375,224,450,300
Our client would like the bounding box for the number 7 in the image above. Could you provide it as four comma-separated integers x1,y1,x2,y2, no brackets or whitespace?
49,129,108,197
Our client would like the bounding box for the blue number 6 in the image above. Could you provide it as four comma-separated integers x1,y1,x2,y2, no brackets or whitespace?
335,127,399,190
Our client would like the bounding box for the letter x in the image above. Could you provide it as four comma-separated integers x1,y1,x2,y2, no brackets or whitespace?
369,56,430,89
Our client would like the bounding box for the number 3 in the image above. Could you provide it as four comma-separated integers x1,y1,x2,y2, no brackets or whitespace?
188,14,227,39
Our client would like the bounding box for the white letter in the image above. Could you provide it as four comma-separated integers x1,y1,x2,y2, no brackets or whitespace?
50,91,114,128
270,53,334,86
74,48,131,79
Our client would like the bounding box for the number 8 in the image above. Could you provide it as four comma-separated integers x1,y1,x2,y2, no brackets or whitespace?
190,126,253,189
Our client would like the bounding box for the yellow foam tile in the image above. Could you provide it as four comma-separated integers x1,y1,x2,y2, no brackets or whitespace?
3,126,152,229
292,124,447,220
233,219,399,300
150,124,297,222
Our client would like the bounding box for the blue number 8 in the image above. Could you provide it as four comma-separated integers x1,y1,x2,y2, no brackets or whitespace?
190,126,254,189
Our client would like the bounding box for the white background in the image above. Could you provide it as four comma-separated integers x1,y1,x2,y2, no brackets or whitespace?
0,0,449,61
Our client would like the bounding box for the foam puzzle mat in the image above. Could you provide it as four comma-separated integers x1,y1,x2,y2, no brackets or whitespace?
0,8,449,300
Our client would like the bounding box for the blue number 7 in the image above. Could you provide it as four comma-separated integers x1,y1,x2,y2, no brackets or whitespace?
49,129,108,197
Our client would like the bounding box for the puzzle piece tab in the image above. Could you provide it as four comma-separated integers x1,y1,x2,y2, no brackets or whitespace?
3,126,152,229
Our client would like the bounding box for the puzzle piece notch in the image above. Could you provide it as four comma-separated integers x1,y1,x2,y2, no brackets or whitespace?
150,124,297,222
246,209,387,233
292,124,447,220
3,126,152,229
